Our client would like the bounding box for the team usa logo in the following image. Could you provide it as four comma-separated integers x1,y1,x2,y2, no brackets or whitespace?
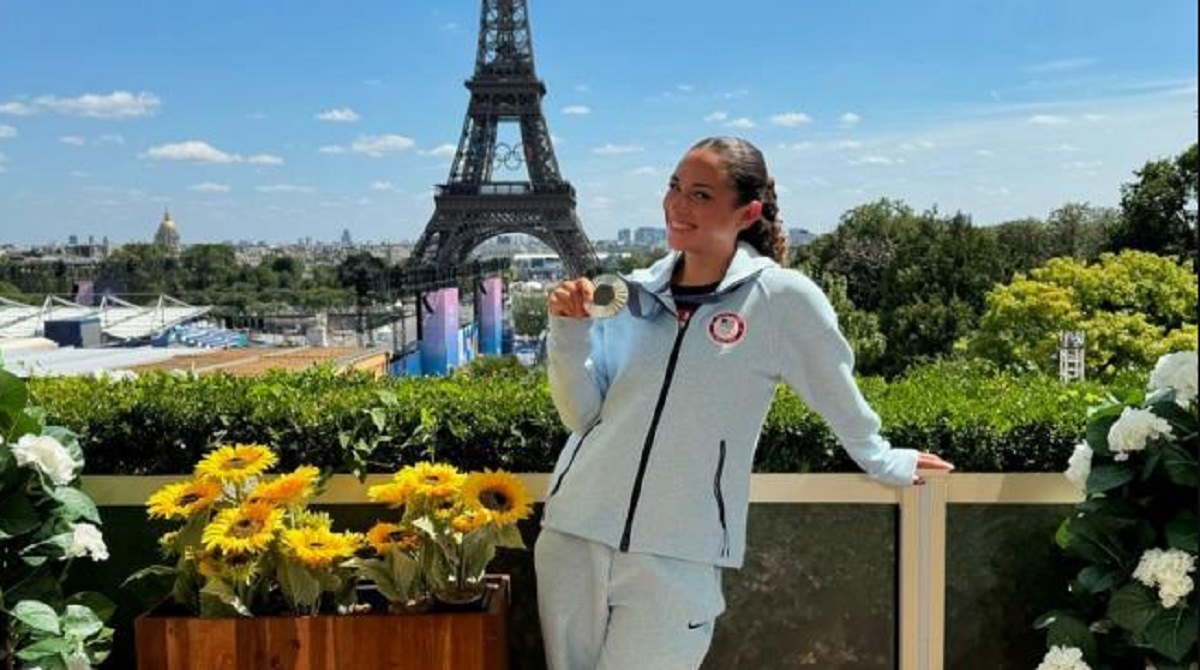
707,311,747,347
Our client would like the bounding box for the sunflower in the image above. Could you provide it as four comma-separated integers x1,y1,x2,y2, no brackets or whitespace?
460,471,532,526
294,509,334,531
407,462,465,499
451,508,494,534
202,502,282,555
366,522,422,555
282,526,361,569
147,478,223,520
195,443,278,485
248,466,320,506
191,547,259,582
367,478,415,508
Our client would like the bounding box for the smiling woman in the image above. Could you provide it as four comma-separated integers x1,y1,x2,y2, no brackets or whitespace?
539,136,954,670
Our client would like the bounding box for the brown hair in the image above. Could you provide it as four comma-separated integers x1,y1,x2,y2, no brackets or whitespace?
690,136,788,264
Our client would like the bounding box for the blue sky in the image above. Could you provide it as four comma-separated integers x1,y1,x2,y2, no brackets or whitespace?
1,0,1196,246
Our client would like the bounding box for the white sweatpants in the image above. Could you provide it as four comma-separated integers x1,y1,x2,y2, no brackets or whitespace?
535,528,726,670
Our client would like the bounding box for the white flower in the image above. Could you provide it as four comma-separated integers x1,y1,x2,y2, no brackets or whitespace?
64,522,109,562
1036,645,1091,670
1132,547,1196,608
1064,443,1093,491
1149,351,1198,406
1107,408,1173,461
11,434,77,485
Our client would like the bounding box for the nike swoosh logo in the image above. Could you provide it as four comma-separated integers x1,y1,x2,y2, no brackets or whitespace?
687,621,706,630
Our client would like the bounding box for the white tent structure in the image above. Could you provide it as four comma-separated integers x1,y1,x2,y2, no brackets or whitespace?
0,294,210,342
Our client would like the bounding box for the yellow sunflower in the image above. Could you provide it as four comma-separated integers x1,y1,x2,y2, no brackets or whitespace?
194,443,277,485
147,478,223,520
282,527,361,569
365,522,422,555
191,548,259,582
451,508,494,534
367,478,415,508
460,471,532,526
406,462,465,499
294,509,334,531
248,466,320,506
202,502,282,555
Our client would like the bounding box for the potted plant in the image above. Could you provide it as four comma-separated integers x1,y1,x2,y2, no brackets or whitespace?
129,448,528,670
353,461,531,610
1036,351,1198,669
1,368,115,670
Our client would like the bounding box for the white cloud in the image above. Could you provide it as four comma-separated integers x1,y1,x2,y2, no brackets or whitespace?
420,144,457,158
60,135,86,146
725,117,756,129
246,154,284,165
5,91,161,118
1051,143,1080,152
0,101,35,115
0,124,16,139
975,149,995,157
318,145,347,154
840,112,862,126
562,105,591,115
770,112,812,127
0,152,7,172
834,140,863,150
787,141,815,151
316,107,360,122
593,143,644,155
721,89,749,99
704,111,729,123
144,141,239,163
898,140,937,151
70,170,88,178
350,134,415,157
677,84,694,92
256,184,313,193
850,155,901,166
142,140,283,165
1025,58,1096,74
95,133,125,146
371,180,395,191
1084,113,1105,122
575,84,591,93
631,166,659,176
1028,114,1070,125
189,182,231,193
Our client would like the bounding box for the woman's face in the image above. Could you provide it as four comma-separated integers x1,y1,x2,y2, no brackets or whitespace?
662,148,758,258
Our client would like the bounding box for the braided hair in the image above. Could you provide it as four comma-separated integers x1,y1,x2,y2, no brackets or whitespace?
690,136,789,264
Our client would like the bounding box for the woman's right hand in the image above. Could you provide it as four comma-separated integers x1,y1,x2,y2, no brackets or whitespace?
547,278,595,318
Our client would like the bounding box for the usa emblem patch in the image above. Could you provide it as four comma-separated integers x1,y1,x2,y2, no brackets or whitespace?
707,311,747,347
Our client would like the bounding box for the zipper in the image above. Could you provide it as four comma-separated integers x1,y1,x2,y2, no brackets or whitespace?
714,440,729,557
619,314,694,551
549,417,602,497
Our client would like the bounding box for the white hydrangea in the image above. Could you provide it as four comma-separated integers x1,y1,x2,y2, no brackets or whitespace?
1036,645,1091,670
1064,443,1093,491
11,434,77,486
1132,547,1196,609
64,522,109,562
1107,408,1172,461
1149,351,1198,406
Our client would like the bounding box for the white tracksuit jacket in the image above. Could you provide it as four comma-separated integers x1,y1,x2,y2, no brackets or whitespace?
543,242,918,569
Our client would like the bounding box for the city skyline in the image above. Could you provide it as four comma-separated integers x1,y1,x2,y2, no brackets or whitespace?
1,0,1197,245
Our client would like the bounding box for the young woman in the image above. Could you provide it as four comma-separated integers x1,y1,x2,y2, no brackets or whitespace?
537,136,954,670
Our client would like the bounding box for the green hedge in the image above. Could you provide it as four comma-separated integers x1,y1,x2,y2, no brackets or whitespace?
28,358,1142,475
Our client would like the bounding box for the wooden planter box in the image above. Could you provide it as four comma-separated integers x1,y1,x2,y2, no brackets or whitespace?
135,577,509,670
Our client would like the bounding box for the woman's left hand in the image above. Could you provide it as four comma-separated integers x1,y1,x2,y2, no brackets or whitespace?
913,451,955,485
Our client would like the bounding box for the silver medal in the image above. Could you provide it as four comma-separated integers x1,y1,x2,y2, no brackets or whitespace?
586,274,630,319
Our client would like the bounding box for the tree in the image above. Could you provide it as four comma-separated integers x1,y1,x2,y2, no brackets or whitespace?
1110,143,1198,258
1046,202,1115,261
509,292,548,337
966,251,1198,378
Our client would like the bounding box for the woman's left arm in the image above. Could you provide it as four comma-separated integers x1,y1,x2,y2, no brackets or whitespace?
768,271,919,487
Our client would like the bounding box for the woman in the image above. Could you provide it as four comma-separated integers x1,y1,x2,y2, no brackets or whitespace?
537,136,954,670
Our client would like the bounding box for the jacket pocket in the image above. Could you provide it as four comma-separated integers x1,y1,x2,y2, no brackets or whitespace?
713,439,729,557
549,417,602,497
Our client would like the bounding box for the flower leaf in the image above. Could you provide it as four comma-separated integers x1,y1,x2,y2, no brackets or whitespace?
1085,412,1121,456
1160,444,1198,487
49,486,101,524
12,600,62,635
1086,463,1134,494
1165,510,1199,553
65,591,117,624
15,636,72,662
1040,611,1097,662
0,368,29,434
62,604,104,639
1075,565,1120,594
1143,603,1198,663
278,560,322,612
1108,582,1159,635
0,489,39,539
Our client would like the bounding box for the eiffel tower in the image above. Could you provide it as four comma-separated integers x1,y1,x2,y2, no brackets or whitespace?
410,0,597,277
